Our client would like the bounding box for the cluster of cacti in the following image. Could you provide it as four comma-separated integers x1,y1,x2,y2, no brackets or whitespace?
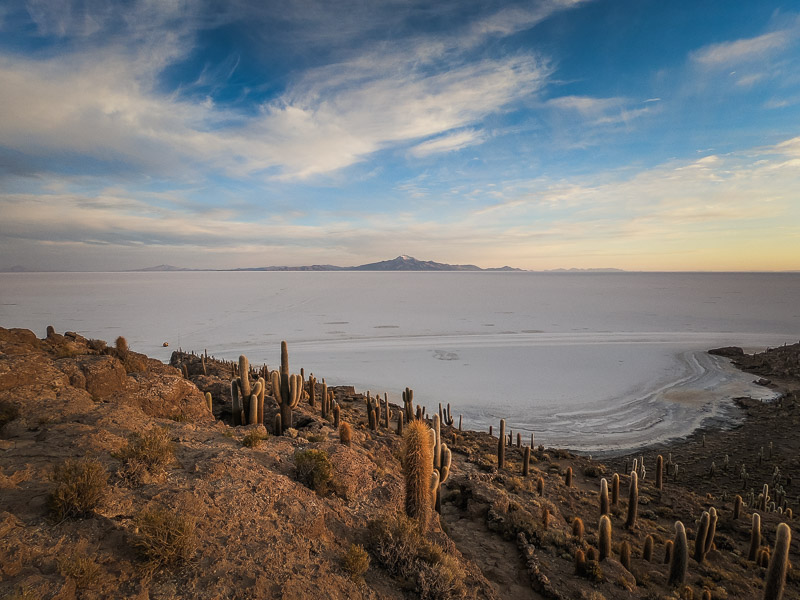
693,508,718,563
402,387,414,423
366,392,379,430
308,374,317,407
439,402,454,427
231,354,266,426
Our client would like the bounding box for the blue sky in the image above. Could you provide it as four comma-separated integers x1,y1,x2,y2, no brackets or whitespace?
1,0,799,270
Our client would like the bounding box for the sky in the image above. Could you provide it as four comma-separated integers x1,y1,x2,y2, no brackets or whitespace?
1,0,799,271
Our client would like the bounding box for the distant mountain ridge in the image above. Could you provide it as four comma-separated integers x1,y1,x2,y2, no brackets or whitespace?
135,255,526,272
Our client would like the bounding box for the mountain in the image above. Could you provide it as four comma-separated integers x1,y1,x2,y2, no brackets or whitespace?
134,264,193,272
133,256,525,272
350,255,483,271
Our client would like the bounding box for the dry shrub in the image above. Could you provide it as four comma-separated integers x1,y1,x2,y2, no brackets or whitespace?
242,429,268,448
48,458,108,520
339,422,352,446
57,540,101,588
115,427,174,484
367,512,465,600
294,449,333,495
342,543,370,580
115,336,129,358
132,506,196,573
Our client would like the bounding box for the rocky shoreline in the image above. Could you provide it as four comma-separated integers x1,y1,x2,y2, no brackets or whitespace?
1,326,798,599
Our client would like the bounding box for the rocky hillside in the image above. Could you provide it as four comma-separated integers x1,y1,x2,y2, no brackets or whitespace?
1,327,798,599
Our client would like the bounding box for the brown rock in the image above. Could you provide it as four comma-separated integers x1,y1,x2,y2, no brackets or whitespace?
75,355,127,401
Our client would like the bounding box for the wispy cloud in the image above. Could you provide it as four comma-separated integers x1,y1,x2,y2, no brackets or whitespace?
691,29,794,67
409,130,484,158
0,0,573,181
3,136,798,270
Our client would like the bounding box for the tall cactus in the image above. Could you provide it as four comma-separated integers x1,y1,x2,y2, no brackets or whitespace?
625,471,638,529
599,515,612,561
403,420,433,528
308,375,317,408
703,507,718,557
403,388,414,423
611,473,620,506
433,414,442,470
497,419,506,469
600,478,609,515
748,513,761,561
763,522,791,600
271,355,301,435
656,454,663,490
668,521,688,587
694,511,711,563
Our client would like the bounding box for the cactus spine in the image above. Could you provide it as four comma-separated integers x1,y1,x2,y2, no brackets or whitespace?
403,420,433,528
703,507,717,556
656,454,663,490
748,513,761,561
572,517,584,540
643,535,654,562
522,446,530,477
308,375,316,407
668,521,688,586
694,511,711,563
599,515,612,561
763,522,791,600
497,419,506,469
600,478,609,515
619,541,631,571
625,471,638,529
402,387,414,423
339,422,352,446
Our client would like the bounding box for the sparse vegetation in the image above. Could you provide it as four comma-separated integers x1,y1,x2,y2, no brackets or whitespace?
294,448,333,495
132,505,196,573
342,543,370,580
115,426,174,483
368,512,466,599
242,429,268,447
57,541,102,588
48,458,108,520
